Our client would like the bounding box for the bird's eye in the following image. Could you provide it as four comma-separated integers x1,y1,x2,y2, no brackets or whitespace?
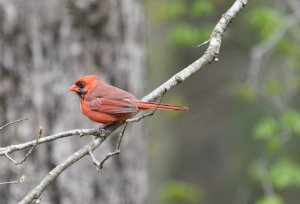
75,81,86,89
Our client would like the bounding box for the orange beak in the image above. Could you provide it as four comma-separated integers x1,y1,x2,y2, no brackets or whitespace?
69,84,79,93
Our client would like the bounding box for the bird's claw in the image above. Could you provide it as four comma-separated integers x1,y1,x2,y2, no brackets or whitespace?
96,127,108,141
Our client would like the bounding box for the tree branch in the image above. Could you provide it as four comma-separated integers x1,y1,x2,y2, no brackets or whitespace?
0,117,28,131
18,0,247,203
19,123,121,204
0,175,25,185
0,129,103,156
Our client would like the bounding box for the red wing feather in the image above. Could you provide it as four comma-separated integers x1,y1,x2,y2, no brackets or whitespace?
89,97,138,114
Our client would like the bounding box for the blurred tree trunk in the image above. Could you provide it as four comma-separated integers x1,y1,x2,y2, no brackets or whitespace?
0,0,147,203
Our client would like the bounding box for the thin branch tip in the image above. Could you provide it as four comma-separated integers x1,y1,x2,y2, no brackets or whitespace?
0,117,28,131
197,39,210,47
0,175,26,185
89,151,101,171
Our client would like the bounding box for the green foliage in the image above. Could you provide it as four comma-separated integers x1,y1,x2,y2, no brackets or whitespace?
254,118,278,140
253,110,300,152
190,0,215,17
169,24,212,46
270,160,300,189
234,3,300,204
276,38,294,55
280,110,300,135
147,1,300,203
266,137,280,152
151,0,186,23
256,194,284,204
275,39,300,67
264,80,281,96
254,117,279,151
149,0,216,24
232,83,257,102
161,181,202,204
148,0,216,47
248,7,283,39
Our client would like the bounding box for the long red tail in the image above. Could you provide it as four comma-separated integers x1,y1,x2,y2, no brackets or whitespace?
135,101,188,111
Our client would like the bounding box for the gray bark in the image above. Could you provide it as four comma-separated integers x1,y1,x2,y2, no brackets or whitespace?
0,0,147,203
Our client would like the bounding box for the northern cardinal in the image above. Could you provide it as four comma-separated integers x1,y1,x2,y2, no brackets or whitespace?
69,75,188,125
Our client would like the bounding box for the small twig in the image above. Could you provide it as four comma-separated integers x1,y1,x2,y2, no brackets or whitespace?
196,39,210,47
18,127,43,165
98,122,129,169
0,175,26,185
99,150,120,169
126,94,165,123
126,110,157,123
4,127,43,165
88,151,101,171
0,117,28,131
5,152,19,164
115,122,128,150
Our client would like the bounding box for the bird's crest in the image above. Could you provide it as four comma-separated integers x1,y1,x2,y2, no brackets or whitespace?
70,75,99,97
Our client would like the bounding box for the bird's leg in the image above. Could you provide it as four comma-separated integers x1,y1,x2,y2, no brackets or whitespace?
98,122,129,169
95,124,109,140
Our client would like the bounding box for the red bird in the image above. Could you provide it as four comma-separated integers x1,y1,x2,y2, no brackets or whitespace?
69,75,188,125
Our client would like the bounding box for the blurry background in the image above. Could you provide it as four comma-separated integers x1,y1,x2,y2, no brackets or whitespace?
1,0,300,204
145,0,300,204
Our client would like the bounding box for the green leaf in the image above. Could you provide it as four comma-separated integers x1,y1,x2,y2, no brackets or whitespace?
169,24,212,46
161,181,202,204
232,83,257,102
270,160,300,189
256,195,284,204
276,38,294,54
169,24,196,45
264,80,281,96
265,137,280,152
151,0,186,23
190,0,215,17
197,26,213,43
248,7,283,39
280,110,300,135
254,118,278,140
